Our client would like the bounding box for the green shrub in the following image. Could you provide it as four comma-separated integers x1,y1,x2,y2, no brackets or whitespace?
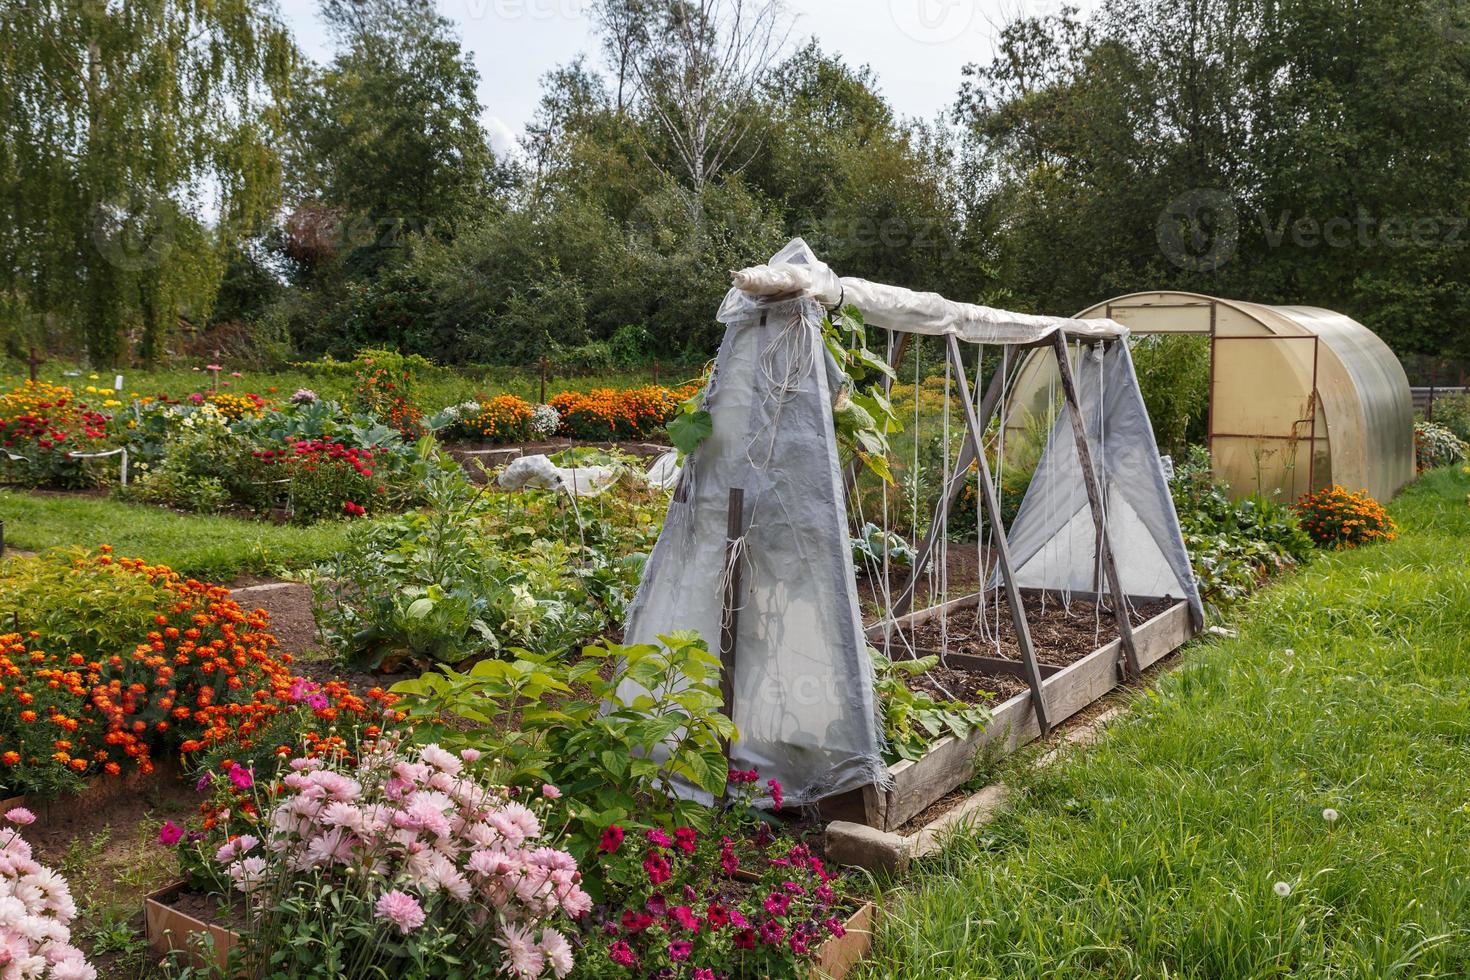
1171,447,1314,609
391,632,736,856
1414,419,1468,471
1429,392,1470,442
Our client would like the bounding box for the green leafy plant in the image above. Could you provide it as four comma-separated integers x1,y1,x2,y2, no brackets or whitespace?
1414,419,1468,472
870,648,993,763
851,521,916,571
823,306,902,484
391,632,736,857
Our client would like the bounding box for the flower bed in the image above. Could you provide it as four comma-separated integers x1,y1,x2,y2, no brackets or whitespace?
549,385,695,441
0,548,399,800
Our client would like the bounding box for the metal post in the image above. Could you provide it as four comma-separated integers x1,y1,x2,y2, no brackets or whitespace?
1051,334,1142,679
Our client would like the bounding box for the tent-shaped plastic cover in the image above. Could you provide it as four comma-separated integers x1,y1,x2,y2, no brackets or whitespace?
620,293,887,806
1003,343,1205,629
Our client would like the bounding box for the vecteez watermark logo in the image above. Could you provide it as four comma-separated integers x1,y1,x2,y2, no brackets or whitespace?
459,0,588,21
888,0,977,44
1156,189,1239,272
90,191,178,272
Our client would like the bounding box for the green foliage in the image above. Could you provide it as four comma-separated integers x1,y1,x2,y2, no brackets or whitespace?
1414,420,1468,472
391,632,736,855
311,450,661,672
824,306,901,484
870,648,993,764
1428,393,1470,442
0,1,294,366
851,522,915,572
1130,335,1211,456
1170,447,1314,609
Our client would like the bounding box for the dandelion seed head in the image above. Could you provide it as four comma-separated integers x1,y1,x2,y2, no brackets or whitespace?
1273,881,1292,897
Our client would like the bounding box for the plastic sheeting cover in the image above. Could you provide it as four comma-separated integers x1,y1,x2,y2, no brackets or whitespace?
621,296,887,806
724,238,1129,345
1002,342,1205,628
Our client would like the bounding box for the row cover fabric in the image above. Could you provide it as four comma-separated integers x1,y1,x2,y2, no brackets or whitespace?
1002,342,1205,628
723,238,1128,343
621,295,888,806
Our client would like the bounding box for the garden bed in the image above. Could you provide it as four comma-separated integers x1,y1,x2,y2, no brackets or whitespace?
829,590,1197,832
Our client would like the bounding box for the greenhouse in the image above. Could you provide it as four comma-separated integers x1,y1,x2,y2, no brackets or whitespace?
1004,291,1416,501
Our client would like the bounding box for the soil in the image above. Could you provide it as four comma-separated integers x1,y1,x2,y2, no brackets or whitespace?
22,772,199,977
906,664,1028,709
229,581,323,657
855,541,988,621
897,592,1173,668
160,886,252,934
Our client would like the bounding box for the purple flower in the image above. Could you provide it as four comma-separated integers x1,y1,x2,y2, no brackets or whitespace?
667,940,692,962
158,821,183,845
195,773,211,793
306,692,330,710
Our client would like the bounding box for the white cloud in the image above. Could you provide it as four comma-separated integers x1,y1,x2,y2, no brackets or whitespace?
484,114,520,159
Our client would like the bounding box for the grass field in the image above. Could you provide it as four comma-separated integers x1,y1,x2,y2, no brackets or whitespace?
863,466,1470,978
0,490,352,581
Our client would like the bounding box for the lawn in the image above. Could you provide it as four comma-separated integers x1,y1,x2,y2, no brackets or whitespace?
863,466,1470,978
0,489,352,581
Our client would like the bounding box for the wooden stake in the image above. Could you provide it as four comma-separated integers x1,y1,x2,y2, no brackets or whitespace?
539,356,548,404
1051,334,1142,679
943,335,1050,735
718,487,746,757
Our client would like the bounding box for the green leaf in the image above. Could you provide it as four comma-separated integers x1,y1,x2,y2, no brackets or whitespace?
668,409,713,455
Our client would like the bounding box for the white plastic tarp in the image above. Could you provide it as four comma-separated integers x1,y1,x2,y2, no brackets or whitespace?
621,295,887,806
724,239,1128,346
1002,343,1204,627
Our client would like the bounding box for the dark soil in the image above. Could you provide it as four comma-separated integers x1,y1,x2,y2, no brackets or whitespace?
906,664,1028,709
898,592,1172,668
229,582,322,656
161,886,252,934
855,541,989,621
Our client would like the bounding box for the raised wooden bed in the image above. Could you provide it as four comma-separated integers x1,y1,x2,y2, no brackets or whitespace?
811,901,877,979
143,881,240,972
827,592,1197,833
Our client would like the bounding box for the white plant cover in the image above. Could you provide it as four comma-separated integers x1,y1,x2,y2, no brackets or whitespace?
725,238,1128,346
498,454,621,498
645,450,682,490
1002,342,1205,627
621,294,887,805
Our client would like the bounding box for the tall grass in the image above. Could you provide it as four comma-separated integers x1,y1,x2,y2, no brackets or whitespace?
862,467,1470,978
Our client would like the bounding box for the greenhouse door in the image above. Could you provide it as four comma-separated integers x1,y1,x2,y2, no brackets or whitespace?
1209,334,1321,500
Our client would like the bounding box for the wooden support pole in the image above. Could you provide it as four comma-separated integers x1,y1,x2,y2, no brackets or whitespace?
943,335,1050,735
892,352,1008,619
718,487,746,759
1051,334,1142,679
539,356,549,404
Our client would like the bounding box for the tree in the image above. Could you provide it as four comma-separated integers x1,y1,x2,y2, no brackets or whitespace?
286,0,498,276
0,0,296,366
626,0,792,201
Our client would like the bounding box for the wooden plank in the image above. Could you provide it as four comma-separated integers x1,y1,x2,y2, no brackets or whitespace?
1051,333,1142,678
869,598,1192,830
890,647,1064,680
718,487,745,761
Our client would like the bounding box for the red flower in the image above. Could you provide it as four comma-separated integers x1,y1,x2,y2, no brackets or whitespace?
734,928,757,950
668,905,700,932
767,777,784,811
620,910,654,933
598,825,625,854
643,852,672,885
705,903,730,930
673,826,697,854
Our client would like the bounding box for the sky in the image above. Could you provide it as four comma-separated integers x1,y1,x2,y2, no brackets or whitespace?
279,0,1101,157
